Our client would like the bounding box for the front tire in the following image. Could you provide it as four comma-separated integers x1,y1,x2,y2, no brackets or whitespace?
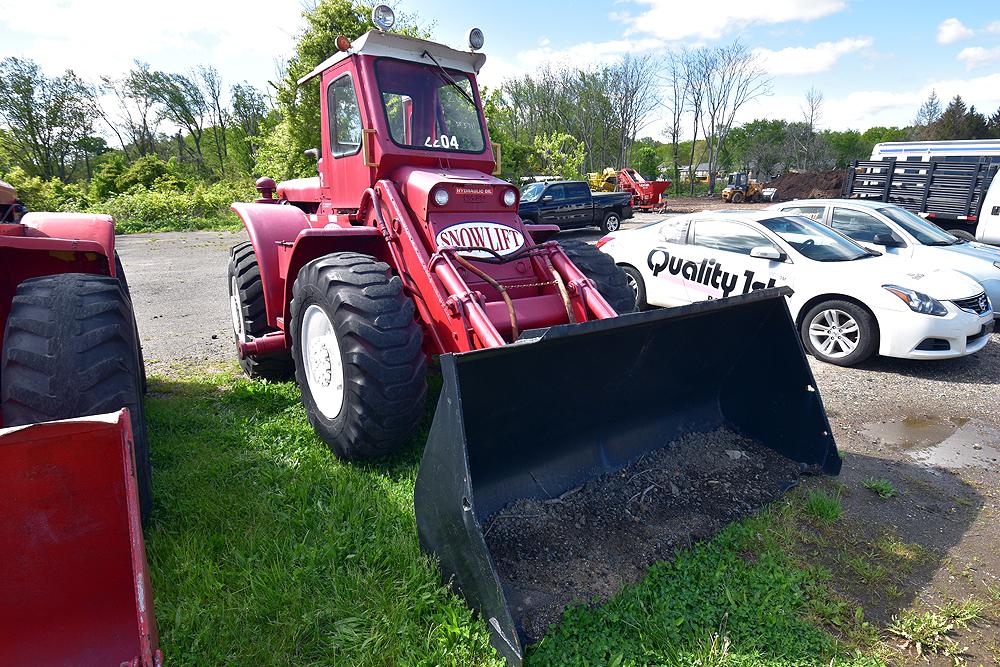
731,191,745,203
622,265,647,310
800,300,878,367
1,273,153,521
290,252,427,460
600,211,622,233
229,242,294,381
558,240,636,315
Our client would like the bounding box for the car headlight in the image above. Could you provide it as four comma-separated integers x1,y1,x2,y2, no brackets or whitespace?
433,189,449,206
883,284,948,317
503,189,516,207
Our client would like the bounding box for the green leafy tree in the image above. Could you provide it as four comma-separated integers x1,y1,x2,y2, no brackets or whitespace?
632,144,660,179
822,130,870,168
533,132,586,180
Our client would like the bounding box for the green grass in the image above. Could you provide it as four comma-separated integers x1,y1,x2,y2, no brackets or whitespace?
860,478,897,499
144,369,889,666
801,489,843,523
886,599,986,660
117,215,242,235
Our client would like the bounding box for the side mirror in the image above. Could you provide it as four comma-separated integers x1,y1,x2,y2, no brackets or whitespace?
304,148,320,161
542,195,553,202
750,246,786,262
873,233,902,248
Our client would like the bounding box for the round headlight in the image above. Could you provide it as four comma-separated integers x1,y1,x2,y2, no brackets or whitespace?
467,27,485,51
434,189,450,206
503,189,516,207
371,5,395,31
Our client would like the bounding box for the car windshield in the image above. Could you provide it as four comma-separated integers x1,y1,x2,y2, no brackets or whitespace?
375,58,486,153
757,215,872,262
877,206,961,245
520,183,546,202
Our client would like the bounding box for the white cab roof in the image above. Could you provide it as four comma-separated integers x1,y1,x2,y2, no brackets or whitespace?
298,30,487,85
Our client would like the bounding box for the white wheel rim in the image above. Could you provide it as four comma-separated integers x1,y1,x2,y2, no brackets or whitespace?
607,216,620,231
230,276,246,342
302,305,345,419
808,309,860,359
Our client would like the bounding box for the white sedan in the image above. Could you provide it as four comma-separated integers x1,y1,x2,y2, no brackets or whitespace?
597,210,994,366
770,199,1000,316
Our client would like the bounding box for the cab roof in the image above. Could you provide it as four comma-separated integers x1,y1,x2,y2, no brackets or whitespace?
298,30,487,86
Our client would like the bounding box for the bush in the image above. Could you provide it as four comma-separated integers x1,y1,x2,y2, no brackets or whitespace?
89,180,256,234
1,166,92,211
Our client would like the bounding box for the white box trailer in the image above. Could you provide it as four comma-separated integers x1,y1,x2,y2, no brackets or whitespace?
871,139,1000,163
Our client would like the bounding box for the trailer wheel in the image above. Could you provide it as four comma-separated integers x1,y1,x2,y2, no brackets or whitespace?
290,252,427,460
621,265,648,310
800,299,878,367
600,211,622,233
1,273,153,521
558,240,636,315
229,242,294,381
948,229,976,242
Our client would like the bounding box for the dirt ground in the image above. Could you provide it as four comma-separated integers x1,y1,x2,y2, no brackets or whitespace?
485,429,800,642
117,231,1000,663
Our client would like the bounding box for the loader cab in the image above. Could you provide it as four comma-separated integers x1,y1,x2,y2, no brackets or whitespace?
299,25,496,212
728,172,748,189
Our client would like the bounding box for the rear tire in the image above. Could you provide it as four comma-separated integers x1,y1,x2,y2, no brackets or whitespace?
558,240,636,315
1,273,152,521
731,191,745,203
622,265,647,310
229,242,294,381
948,229,976,241
800,299,878,367
290,252,427,460
600,211,622,233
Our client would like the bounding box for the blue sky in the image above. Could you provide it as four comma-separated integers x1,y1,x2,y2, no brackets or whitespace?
1,0,998,137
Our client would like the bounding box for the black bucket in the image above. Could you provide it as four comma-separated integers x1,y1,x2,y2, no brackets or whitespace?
414,288,840,665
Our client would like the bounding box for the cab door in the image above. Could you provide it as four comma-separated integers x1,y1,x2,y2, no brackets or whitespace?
686,218,791,302
561,182,592,227
320,66,370,212
643,217,695,306
539,184,568,226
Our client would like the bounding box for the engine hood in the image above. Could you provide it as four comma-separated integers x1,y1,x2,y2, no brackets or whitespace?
395,166,515,220
868,256,986,300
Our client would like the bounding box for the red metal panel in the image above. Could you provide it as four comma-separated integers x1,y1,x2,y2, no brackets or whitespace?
231,202,310,328
20,212,116,271
0,411,161,667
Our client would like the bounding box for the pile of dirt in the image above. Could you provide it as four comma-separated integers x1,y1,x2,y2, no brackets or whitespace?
767,170,845,201
483,429,802,642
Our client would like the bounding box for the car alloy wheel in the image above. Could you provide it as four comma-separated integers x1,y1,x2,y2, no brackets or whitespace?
808,308,860,359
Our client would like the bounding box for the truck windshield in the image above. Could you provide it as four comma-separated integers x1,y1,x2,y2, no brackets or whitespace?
375,58,486,153
877,206,961,245
758,215,872,262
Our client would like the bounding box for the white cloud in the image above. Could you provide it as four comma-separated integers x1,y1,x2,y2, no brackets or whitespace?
957,46,1000,70
988,21,1000,34
620,0,845,41
753,37,873,76
936,18,974,45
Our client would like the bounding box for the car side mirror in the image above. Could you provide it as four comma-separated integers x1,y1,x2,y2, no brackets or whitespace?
542,195,553,202
750,246,786,262
873,233,902,248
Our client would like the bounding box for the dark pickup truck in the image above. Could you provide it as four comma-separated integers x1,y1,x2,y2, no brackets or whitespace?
518,180,633,233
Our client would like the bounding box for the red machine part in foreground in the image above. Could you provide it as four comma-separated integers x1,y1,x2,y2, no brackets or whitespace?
617,168,671,210
0,410,162,667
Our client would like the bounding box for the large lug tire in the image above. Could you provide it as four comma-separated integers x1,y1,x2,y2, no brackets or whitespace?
731,191,745,203
800,299,878,367
751,191,763,203
114,250,147,395
600,211,622,233
229,242,294,381
557,240,636,315
621,265,648,310
1,273,153,521
289,252,427,460
948,229,976,241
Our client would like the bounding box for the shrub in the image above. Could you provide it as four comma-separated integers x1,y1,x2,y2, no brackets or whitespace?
1,166,92,211
88,180,256,233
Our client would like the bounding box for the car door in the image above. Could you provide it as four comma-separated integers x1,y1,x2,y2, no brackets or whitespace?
830,207,910,257
562,182,592,227
539,184,567,226
642,217,695,306
686,218,791,302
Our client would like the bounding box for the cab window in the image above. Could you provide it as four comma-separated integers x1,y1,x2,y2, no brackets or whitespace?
831,207,903,245
565,182,590,198
545,185,566,201
692,219,778,256
327,74,362,157
781,205,825,222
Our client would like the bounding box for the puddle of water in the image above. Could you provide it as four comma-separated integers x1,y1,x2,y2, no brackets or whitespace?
862,416,1000,469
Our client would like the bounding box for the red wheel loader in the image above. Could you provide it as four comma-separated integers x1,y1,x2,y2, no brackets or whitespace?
228,8,840,664
0,190,161,665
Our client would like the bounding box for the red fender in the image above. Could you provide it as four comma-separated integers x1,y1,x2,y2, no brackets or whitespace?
20,212,117,273
231,203,311,328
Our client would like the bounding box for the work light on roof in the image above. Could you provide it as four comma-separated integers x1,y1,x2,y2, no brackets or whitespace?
371,4,395,31
467,27,485,51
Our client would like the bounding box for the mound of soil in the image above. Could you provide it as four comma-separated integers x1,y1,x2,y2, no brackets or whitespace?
768,170,845,201
483,429,801,642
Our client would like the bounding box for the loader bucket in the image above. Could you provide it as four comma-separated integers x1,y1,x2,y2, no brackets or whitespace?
414,288,840,665
0,411,162,667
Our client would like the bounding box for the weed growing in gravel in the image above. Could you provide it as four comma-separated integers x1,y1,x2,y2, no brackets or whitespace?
843,555,888,585
873,534,928,570
802,489,842,523
861,478,897,499
887,598,985,661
